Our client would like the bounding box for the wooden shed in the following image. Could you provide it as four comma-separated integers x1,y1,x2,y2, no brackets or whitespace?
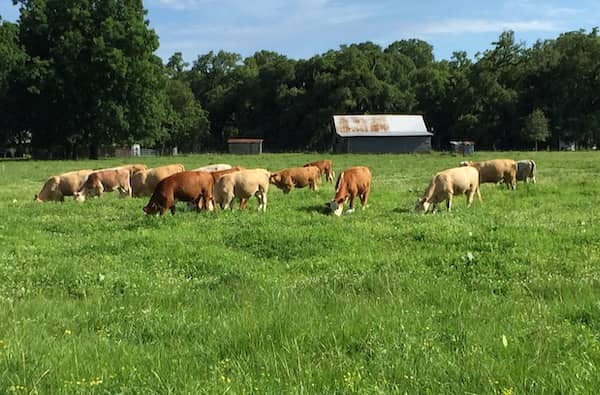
227,138,263,155
333,115,432,153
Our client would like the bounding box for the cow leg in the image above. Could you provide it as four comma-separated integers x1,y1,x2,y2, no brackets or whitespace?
360,189,370,209
447,194,453,212
260,191,267,211
348,194,356,210
466,190,475,207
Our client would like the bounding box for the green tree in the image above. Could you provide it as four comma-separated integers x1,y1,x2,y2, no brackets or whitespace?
162,78,209,152
0,17,27,149
523,108,550,150
14,0,166,158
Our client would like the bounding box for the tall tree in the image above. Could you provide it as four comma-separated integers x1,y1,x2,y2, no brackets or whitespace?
522,108,550,150
14,0,166,158
0,17,27,149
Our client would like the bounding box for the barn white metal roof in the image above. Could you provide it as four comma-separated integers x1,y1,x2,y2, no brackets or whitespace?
333,115,432,137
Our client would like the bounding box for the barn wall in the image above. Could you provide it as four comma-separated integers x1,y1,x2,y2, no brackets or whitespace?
228,142,263,154
336,136,431,153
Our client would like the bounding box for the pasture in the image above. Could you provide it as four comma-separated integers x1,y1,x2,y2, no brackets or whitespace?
0,151,599,393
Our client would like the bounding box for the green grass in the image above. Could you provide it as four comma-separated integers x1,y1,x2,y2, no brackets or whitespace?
0,151,599,393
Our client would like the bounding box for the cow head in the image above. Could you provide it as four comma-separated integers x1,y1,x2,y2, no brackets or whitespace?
326,197,346,216
143,202,159,215
270,174,292,193
73,191,86,202
415,197,430,213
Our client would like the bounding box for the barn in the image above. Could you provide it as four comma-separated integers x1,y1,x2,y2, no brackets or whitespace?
333,115,432,153
227,138,264,154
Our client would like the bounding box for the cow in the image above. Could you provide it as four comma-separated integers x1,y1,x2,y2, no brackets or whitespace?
116,164,147,176
213,169,270,211
192,163,232,172
131,164,185,197
460,159,517,189
187,166,245,210
143,171,214,216
304,160,334,182
516,159,536,184
415,166,481,213
34,169,93,202
74,168,132,202
326,166,371,216
270,166,321,194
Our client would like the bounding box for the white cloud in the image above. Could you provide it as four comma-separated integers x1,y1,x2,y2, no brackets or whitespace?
417,18,562,35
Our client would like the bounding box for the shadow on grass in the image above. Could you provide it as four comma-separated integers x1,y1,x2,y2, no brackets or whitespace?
392,207,413,214
299,204,332,216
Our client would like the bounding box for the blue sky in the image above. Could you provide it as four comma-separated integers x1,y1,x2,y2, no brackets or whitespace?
1,0,598,63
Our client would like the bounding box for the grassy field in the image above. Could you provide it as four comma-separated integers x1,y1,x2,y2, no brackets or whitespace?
0,151,599,393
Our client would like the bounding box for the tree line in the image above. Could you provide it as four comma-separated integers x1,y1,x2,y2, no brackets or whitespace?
1,1,599,158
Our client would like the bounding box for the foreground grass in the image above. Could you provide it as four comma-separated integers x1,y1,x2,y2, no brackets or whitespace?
0,151,599,393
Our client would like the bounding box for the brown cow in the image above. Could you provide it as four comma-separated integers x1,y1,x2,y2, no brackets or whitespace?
74,168,132,202
143,171,214,216
270,166,321,194
34,169,93,202
304,159,334,182
460,159,517,189
189,166,245,210
327,166,371,216
415,166,481,213
213,169,270,211
131,164,185,197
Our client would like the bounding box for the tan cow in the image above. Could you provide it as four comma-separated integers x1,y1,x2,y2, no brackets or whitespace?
516,159,536,184
415,166,481,213
327,166,371,216
74,168,132,202
143,171,214,216
189,166,245,210
118,164,147,175
460,159,517,189
34,169,93,202
304,160,334,182
192,163,232,172
270,166,321,194
131,164,185,197
213,169,270,211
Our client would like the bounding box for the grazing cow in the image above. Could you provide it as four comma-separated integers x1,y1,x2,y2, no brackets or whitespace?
516,159,536,184
188,166,245,210
117,164,147,176
192,163,232,172
460,159,517,189
213,169,270,211
270,166,321,194
304,160,334,182
327,166,371,216
415,166,481,213
143,171,214,216
131,164,185,197
34,169,93,202
74,168,132,202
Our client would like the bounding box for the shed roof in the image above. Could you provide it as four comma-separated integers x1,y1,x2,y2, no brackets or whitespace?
333,115,432,137
227,138,264,143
